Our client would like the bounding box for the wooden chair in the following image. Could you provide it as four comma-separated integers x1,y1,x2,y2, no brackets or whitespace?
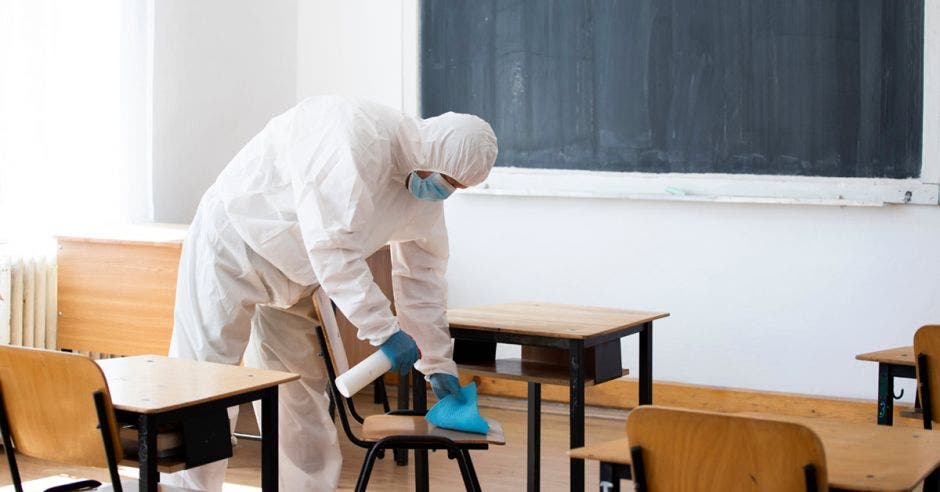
0,346,190,492
914,324,940,429
312,288,505,492
626,406,827,492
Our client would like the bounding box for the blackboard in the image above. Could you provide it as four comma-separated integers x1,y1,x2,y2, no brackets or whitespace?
421,0,924,179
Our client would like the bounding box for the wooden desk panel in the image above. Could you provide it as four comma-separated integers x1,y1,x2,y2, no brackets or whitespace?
57,238,182,356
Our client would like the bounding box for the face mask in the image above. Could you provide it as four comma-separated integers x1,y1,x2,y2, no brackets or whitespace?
407,171,456,201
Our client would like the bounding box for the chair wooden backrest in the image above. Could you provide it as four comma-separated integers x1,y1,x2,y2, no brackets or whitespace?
914,325,940,428
0,345,122,468
626,406,828,492
313,245,395,374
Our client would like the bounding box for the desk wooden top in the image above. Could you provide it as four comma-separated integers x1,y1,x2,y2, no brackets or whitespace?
98,355,299,414
568,437,630,463
56,223,188,248
855,346,915,367
447,303,669,340
570,413,940,491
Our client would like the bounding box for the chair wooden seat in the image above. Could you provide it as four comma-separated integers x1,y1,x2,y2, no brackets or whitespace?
361,415,505,446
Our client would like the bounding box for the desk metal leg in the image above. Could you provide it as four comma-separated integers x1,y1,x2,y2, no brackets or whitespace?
878,363,894,426
412,370,429,492
599,462,630,492
570,341,586,492
261,386,279,491
138,414,159,492
599,463,619,492
395,374,410,466
528,382,541,492
924,466,940,492
639,322,653,405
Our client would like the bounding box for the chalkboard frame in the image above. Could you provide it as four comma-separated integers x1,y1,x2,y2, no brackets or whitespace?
411,0,940,206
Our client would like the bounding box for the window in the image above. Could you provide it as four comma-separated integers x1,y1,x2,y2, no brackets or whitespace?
0,0,152,240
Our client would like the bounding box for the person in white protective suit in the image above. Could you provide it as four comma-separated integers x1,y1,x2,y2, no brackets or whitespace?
163,95,498,491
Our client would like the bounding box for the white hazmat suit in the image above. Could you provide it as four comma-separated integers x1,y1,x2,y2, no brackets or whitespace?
165,96,497,491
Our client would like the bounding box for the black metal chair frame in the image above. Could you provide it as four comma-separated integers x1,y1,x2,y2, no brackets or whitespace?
0,386,124,492
629,445,819,492
314,325,487,491
918,352,934,430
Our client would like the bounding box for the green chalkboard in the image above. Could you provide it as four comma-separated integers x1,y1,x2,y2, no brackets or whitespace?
421,0,924,178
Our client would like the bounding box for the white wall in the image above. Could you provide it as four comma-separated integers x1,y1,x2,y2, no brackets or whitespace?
152,0,298,222
152,0,937,402
445,194,939,400
296,0,406,111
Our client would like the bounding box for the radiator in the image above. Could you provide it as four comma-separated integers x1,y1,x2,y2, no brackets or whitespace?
0,252,57,349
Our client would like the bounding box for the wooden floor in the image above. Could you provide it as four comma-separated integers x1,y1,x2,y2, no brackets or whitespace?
0,391,631,491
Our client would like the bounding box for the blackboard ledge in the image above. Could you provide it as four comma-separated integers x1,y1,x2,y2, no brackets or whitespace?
459,188,884,207
460,168,940,207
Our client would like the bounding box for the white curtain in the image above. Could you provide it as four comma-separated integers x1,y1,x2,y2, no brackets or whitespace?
0,0,153,241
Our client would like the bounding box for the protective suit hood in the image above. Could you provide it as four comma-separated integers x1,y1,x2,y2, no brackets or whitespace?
417,112,498,187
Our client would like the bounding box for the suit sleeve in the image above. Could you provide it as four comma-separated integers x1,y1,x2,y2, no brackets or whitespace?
290,110,399,346
391,207,456,376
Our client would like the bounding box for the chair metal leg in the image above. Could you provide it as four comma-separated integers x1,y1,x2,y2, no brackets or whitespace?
355,444,384,492
328,390,336,422
0,388,23,492
450,449,475,491
461,450,482,492
630,446,647,492
93,391,123,492
394,375,410,466
373,379,392,413
803,464,818,492
919,353,933,429
452,449,482,492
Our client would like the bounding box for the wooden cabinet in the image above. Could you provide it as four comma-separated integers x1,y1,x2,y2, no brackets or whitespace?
56,225,186,356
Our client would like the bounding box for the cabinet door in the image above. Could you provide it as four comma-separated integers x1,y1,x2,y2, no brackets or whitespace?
57,239,181,356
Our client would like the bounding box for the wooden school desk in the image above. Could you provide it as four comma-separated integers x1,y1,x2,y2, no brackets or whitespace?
97,355,299,492
856,346,916,425
570,413,940,492
447,303,669,492
57,224,186,356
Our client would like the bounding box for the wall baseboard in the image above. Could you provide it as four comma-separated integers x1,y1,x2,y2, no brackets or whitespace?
388,373,921,427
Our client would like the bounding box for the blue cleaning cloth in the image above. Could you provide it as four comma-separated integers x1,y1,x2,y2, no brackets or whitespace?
425,382,490,435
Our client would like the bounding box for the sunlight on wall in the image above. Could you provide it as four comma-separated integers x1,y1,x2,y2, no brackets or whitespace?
0,0,149,240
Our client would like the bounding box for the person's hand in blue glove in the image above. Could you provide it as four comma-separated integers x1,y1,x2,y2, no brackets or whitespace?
428,373,465,403
379,330,419,375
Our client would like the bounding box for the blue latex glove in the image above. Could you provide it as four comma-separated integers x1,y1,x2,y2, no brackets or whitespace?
429,373,465,403
379,330,419,375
